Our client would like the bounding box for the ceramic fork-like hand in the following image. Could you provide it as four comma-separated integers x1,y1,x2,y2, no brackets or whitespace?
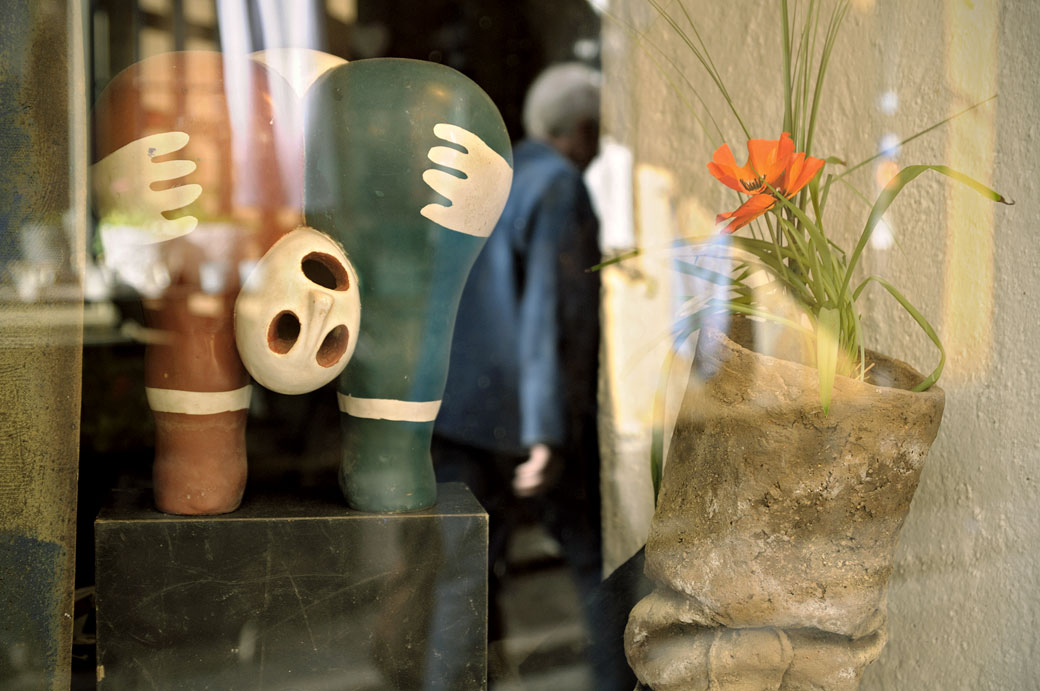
91,131,202,242
420,123,513,237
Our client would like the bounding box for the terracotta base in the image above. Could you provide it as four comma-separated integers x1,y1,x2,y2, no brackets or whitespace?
152,410,248,515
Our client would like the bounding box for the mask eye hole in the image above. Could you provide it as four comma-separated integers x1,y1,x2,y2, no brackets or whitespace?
268,311,300,354
302,252,349,291
317,325,349,367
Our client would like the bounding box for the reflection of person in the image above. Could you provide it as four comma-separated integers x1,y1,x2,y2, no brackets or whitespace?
433,61,604,667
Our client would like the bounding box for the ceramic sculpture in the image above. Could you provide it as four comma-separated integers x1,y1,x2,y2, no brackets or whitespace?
303,59,513,512
92,50,512,514
93,51,305,514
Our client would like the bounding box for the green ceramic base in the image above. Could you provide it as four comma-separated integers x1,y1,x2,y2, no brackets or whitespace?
338,415,438,512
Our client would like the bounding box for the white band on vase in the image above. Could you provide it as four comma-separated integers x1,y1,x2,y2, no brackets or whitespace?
337,394,441,422
146,385,253,415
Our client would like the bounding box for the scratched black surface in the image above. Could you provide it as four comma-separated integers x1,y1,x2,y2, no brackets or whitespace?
95,483,488,690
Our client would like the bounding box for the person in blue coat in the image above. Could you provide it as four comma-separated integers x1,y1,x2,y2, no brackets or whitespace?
433,62,604,670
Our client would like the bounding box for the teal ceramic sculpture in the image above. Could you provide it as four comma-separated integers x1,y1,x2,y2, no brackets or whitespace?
305,59,513,512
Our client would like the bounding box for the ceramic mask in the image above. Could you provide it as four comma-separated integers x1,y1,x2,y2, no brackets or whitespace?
235,226,360,395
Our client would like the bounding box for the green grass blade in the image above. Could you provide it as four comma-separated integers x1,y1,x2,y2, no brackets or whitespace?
835,174,874,209
816,306,840,413
648,0,751,139
782,0,794,135
649,346,676,506
603,8,725,144
768,183,836,275
805,0,848,156
674,259,735,286
840,164,1014,301
824,96,998,195
708,298,814,336
588,248,640,272
649,301,733,504
853,275,946,391
776,215,826,304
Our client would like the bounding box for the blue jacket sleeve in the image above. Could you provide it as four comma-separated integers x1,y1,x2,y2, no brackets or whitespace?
517,173,583,449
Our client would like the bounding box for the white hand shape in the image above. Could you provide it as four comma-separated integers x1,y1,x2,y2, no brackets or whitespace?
92,131,202,243
512,443,562,497
420,123,513,237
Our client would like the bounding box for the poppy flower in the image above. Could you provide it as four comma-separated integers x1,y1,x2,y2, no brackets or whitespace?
708,132,795,194
781,151,826,198
714,193,778,233
709,133,825,233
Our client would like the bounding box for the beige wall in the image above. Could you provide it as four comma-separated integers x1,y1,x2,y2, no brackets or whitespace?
600,0,1039,686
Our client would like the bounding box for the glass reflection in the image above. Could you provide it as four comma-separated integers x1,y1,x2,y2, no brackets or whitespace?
78,1,609,690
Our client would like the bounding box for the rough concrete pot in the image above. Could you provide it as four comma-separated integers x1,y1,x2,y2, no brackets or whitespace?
625,323,944,690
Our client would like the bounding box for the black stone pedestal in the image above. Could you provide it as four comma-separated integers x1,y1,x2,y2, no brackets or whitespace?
95,482,488,690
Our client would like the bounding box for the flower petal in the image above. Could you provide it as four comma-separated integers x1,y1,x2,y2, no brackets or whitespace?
715,193,777,233
781,152,825,196
747,132,794,186
707,143,749,193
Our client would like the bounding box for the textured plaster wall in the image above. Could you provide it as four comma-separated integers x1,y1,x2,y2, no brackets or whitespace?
0,1,86,688
601,0,1039,687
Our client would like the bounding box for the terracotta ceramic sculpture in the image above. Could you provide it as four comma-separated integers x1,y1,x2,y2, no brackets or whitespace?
93,51,307,514
93,50,512,515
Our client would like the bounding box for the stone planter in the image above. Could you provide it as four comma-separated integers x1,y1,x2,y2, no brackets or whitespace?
625,322,944,690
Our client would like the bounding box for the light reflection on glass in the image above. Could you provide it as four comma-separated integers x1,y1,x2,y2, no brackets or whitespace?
878,132,901,159
869,216,895,252
941,0,998,380
878,89,899,116
874,159,899,189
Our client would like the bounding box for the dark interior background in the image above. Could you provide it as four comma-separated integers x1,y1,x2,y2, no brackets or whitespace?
76,1,601,687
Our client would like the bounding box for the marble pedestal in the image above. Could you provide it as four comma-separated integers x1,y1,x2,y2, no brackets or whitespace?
95,482,487,690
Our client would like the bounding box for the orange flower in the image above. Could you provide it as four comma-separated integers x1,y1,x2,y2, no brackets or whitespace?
709,133,825,233
781,151,825,198
714,193,777,232
708,133,795,194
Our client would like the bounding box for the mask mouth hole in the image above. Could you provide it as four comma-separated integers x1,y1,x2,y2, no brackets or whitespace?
317,325,349,367
268,311,301,354
302,252,350,291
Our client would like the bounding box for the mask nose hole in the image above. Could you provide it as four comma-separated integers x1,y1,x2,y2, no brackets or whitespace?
302,252,350,290
268,311,301,354
317,325,349,367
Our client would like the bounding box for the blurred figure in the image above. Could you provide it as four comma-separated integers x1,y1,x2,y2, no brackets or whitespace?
433,62,605,679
